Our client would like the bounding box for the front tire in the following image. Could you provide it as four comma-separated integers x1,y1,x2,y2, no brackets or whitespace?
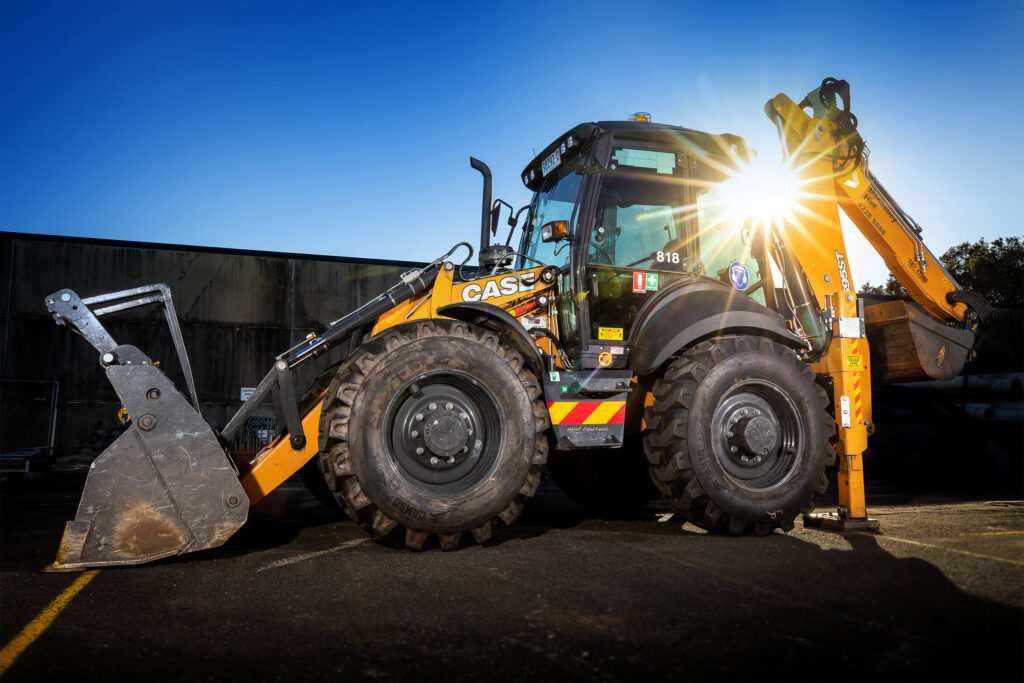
318,320,548,550
644,335,833,535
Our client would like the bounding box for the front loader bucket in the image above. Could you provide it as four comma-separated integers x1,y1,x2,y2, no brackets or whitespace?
864,300,975,384
47,354,249,571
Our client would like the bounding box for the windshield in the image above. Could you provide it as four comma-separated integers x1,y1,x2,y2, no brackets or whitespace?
519,167,582,269
587,171,690,272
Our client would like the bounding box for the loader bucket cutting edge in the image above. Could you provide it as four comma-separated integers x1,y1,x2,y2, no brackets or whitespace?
46,357,249,571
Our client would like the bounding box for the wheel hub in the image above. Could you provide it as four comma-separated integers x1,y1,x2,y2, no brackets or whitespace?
423,409,470,456
391,381,489,480
730,413,778,458
710,391,791,483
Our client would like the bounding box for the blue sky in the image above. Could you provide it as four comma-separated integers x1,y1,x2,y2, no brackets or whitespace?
1,0,1021,288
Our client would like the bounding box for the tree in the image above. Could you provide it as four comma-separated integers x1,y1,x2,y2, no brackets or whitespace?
859,236,1023,306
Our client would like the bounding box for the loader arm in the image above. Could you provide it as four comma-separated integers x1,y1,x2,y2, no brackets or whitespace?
762,78,990,529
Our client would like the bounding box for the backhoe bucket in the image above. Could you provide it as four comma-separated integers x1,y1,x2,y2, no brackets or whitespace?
864,300,974,384
47,356,249,571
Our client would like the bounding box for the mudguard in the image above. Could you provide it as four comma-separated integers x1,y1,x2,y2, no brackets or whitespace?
628,277,805,377
437,302,545,376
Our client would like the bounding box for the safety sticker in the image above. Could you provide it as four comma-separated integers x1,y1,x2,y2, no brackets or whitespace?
520,315,547,330
598,326,623,341
549,372,559,382
609,346,625,355
845,354,863,370
728,261,749,290
598,352,613,367
632,272,659,293
547,400,626,425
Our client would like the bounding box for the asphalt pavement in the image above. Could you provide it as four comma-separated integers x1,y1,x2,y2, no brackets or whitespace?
1,471,1022,682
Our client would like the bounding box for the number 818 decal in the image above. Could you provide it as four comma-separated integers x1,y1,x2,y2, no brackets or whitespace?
655,251,680,264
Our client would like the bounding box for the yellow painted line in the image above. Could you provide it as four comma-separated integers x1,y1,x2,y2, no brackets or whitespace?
858,533,1024,567
257,538,368,572
0,570,99,676
957,530,1024,536
584,401,625,425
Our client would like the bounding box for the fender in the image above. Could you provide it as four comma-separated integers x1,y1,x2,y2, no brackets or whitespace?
437,302,545,376
628,277,806,377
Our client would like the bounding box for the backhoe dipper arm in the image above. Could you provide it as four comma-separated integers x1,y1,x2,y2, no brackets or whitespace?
765,79,992,327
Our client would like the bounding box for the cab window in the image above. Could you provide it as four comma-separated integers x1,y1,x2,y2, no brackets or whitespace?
587,172,691,272
695,184,765,305
519,167,582,270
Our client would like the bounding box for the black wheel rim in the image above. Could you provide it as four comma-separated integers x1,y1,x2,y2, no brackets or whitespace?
383,370,504,496
709,379,803,492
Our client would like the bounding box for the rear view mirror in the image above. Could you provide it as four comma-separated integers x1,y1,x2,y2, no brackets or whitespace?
541,220,570,243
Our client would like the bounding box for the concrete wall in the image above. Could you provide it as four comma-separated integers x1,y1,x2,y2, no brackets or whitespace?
0,232,422,460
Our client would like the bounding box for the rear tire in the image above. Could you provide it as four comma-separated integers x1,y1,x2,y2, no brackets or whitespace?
644,335,833,535
318,320,548,550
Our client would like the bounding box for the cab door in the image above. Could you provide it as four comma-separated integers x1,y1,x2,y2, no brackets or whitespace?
581,149,698,355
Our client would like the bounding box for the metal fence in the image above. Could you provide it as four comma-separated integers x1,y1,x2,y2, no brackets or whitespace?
0,378,59,473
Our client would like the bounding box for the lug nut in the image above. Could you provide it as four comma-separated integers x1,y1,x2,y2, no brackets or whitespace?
753,410,760,416
730,417,738,424
446,402,454,410
741,454,749,462
753,456,762,464
739,409,747,416
429,456,439,465
416,447,425,455
726,430,734,438
461,446,468,453
446,456,455,464
730,446,739,453
460,412,469,421
428,402,437,411
411,430,419,438
415,413,424,422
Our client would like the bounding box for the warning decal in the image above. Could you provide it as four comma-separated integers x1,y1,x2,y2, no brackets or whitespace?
547,401,626,425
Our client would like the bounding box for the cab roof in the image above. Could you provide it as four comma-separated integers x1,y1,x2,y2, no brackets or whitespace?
521,120,749,192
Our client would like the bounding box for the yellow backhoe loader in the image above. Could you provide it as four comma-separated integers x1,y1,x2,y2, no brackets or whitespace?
43,78,993,570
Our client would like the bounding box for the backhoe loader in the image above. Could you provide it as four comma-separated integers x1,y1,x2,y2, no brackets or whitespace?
43,78,993,570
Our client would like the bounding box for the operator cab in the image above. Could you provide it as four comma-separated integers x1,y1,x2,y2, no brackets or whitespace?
518,118,809,367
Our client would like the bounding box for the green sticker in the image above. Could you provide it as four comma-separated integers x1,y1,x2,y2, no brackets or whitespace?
561,385,568,393
646,273,659,291
549,372,560,382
